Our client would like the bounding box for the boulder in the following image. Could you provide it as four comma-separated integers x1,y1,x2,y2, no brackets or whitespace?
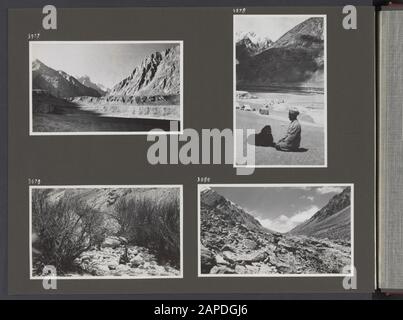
234,265,247,274
215,254,229,265
101,236,123,249
118,236,129,245
222,251,236,264
91,264,110,276
108,264,117,270
210,266,235,274
235,251,268,264
244,265,260,274
200,245,216,273
243,239,258,250
221,244,236,252
130,255,143,268
258,264,277,274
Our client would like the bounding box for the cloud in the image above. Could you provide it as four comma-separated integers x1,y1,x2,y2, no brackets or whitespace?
256,206,319,233
316,186,344,195
299,195,315,202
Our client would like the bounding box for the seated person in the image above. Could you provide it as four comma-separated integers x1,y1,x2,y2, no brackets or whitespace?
276,108,301,151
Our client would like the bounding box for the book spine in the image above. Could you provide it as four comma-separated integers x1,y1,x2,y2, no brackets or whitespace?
377,10,403,290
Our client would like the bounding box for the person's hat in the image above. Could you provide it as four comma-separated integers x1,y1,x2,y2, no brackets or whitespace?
289,107,300,116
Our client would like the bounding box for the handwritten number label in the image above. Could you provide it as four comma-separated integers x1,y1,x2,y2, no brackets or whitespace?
28,178,41,185
233,8,246,14
197,177,211,183
28,33,40,40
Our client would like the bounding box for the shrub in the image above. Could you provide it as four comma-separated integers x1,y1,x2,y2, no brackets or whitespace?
114,195,180,266
31,189,105,275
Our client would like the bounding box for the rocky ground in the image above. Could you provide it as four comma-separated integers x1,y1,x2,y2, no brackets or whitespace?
200,189,351,275
70,237,180,277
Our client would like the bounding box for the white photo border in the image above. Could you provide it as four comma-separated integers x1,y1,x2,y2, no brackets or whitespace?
197,183,354,278
233,14,328,168
29,184,184,280
29,40,184,136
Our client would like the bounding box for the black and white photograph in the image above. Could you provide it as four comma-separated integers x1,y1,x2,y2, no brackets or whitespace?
199,184,352,276
30,185,182,279
30,41,183,135
234,15,327,167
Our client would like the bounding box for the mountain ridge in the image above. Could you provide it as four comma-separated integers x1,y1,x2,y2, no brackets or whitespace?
201,188,273,234
77,75,109,96
236,17,325,89
109,46,180,98
288,187,351,240
235,32,273,63
32,59,102,98
32,44,181,101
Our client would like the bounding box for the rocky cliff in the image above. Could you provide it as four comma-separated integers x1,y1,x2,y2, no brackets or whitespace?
109,45,180,98
288,187,351,241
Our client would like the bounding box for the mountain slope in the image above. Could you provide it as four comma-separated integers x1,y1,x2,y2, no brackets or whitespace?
236,17,324,89
32,59,101,98
288,187,351,241
77,75,109,96
200,188,351,275
109,45,180,98
201,188,271,233
271,17,324,50
235,32,273,63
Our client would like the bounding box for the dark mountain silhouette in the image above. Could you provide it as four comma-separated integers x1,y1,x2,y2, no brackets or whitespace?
77,75,109,96
236,17,325,89
236,32,273,63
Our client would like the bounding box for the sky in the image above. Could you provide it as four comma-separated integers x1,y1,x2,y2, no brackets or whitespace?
211,186,346,233
234,15,311,42
31,42,178,89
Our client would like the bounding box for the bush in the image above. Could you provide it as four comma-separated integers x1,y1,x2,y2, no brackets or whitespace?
31,189,105,275
114,195,180,266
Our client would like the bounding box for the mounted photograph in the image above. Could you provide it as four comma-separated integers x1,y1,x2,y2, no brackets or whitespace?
199,184,353,276
30,185,182,279
234,15,327,167
29,41,183,135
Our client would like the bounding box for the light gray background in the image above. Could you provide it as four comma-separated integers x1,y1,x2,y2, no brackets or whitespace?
8,6,375,295
378,8,403,291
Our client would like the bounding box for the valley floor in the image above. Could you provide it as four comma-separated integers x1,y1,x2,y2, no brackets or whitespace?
33,112,176,133
33,244,180,278
33,105,179,133
32,96,180,133
201,211,351,275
